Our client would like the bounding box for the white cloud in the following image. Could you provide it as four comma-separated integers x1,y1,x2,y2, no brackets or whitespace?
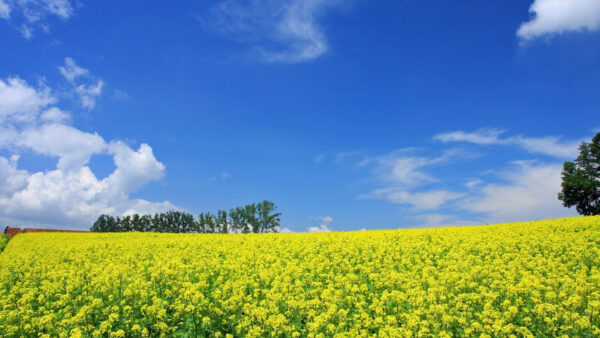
434,128,580,158
371,149,458,188
518,0,600,40
369,148,467,188
75,80,104,110
0,155,28,196
0,0,76,38
355,149,469,210
105,141,165,194
0,165,176,229
459,161,577,223
368,188,464,210
0,75,175,229
0,77,54,124
308,215,333,232
58,58,105,110
16,123,106,171
40,107,70,123
350,131,581,227
210,0,344,62
59,57,89,83
465,178,483,189
0,0,10,19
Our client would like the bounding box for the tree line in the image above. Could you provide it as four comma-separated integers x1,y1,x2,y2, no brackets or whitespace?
91,200,281,233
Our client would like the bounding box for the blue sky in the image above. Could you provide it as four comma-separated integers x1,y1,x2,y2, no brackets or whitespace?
1,0,599,231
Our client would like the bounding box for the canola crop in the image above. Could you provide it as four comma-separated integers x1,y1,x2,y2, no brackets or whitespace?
0,235,8,254
1,217,600,337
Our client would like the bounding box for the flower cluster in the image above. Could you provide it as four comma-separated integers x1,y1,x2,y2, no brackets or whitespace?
1,216,599,336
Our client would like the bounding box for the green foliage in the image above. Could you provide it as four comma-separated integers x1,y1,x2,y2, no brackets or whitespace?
0,235,8,254
90,200,281,234
558,132,600,215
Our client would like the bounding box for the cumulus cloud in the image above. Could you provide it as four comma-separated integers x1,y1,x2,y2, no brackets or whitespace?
0,75,175,229
0,77,54,124
16,123,106,171
459,161,577,223
209,0,344,62
308,215,333,232
0,0,76,38
517,0,600,40
40,107,70,123
434,128,580,158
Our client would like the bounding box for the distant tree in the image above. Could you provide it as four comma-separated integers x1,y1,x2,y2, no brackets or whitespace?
244,203,259,233
90,201,282,233
197,212,216,233
228,207,246,233
119,215,132,232
558,132,600,215
256,200,281,233
91,215,118,232
131,214,146,232
162,210,195,233
216,210,229,234
152,213,167,232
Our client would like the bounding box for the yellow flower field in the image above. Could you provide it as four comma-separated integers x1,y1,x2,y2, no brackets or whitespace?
1,216,599,337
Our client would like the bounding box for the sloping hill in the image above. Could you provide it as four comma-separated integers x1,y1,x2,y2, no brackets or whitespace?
1,216,599,336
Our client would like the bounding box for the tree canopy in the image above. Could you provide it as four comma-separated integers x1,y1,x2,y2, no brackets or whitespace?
558,132,600,216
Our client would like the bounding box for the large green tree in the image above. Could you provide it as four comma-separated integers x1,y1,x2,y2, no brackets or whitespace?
558,132,600,215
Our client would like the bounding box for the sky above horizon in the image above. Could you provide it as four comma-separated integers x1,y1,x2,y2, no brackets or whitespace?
1,0,599,231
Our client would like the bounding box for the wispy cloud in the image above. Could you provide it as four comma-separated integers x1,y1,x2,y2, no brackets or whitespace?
372,148,467,188
208,0,347,63
434,128,581,158
0,0,76,38
0,1,10,20
354,148,470,211
59,57,89,83
365,188,464,210
459,161,576,223
517,0,600,41
345,128,582,227
58,58,104,110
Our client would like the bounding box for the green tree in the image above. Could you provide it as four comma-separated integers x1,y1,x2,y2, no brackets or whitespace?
256,200,281,233
558,132,600,215
197,212,217,233
216,210,229,234
152,213,167,232
119,215,132,232
91,215,118,232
